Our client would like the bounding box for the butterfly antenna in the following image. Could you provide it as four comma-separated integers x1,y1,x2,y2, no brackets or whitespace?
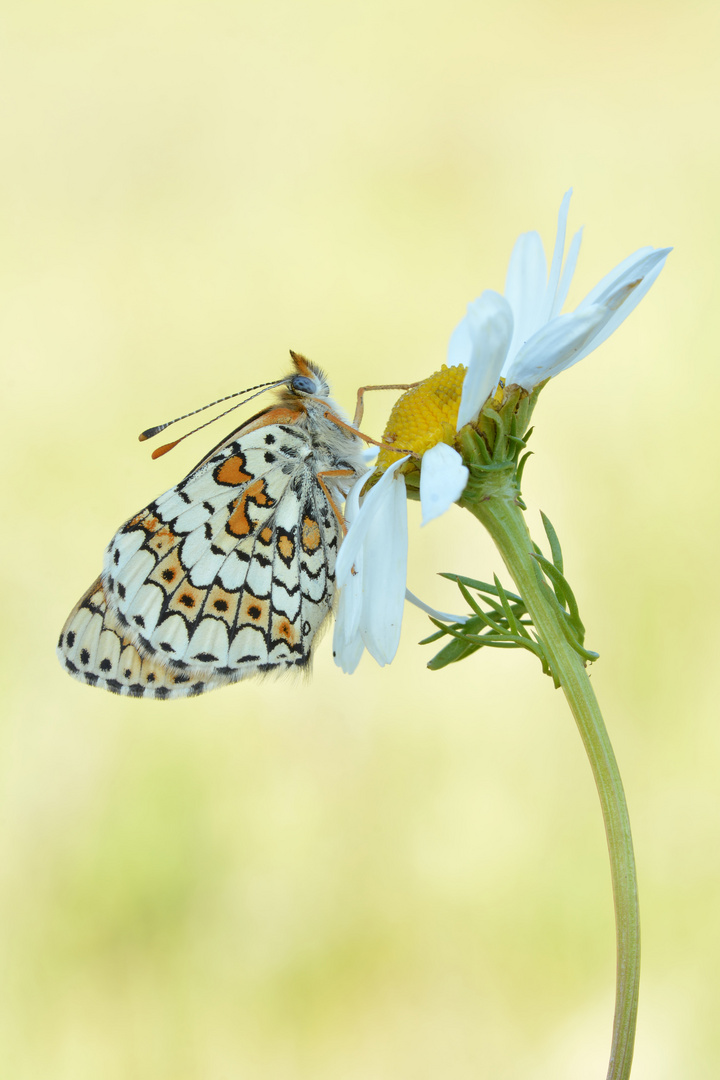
138,378,287,443
142,380,291,460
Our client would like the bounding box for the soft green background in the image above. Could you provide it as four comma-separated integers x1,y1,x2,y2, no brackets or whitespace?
2,2,718,1077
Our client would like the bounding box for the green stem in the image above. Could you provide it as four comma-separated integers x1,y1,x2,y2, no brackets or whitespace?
460,458,639,1080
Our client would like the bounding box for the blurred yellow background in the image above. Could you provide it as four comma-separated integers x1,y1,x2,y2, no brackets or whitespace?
2,1,719,1077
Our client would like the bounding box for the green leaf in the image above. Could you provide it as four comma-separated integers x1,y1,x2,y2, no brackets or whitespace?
532,553,584,636
426,636,481,669
439,573,523,605
540,511,564,574
516,450,533,488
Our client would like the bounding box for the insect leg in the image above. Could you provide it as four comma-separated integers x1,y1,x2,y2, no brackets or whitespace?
323,410,420,461
352,383,420,428
316,469,358,536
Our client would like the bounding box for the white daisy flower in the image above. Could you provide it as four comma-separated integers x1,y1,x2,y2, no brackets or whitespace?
334,194,670,671
451,190,672,426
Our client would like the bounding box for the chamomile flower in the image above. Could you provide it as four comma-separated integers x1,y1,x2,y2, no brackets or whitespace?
451,190,671,424
333,194,670,672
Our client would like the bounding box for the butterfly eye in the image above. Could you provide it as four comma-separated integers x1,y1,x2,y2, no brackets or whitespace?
291,376,317,395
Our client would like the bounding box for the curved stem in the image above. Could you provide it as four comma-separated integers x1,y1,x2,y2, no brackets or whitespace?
462,475,639,1080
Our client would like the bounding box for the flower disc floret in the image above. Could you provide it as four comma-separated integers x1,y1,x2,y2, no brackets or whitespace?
377,364,466,471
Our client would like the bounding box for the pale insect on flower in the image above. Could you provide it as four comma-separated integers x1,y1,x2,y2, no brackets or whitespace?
58,353,372,699
332,192,671,674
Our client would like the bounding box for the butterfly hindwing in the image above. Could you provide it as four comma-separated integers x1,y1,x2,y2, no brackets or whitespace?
57,577,219,698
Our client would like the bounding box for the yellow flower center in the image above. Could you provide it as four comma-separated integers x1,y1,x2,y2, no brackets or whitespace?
376,364,467,471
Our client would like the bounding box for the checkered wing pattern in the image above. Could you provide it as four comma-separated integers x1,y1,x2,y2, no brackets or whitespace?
58,424,344,699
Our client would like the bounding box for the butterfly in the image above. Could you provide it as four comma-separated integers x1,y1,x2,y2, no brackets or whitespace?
57,353,369,699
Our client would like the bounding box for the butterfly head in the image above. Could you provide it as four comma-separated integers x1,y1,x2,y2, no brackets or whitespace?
287,351,332,401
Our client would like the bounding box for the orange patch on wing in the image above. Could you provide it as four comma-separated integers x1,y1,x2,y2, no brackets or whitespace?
301,516,321,552
168,582,207,621
150,549,184,592
272,613,298,645
259,526,273,544
239,592,269,631
148,526,176,555
216,454,253,487
205,584,239,625
126,511,158,531
239,406,303,434
227,479,275,537
278,534,294,561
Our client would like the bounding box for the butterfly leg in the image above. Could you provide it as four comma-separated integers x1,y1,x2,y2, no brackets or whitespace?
316,469,358,537
353,382,420,428
323,409,420,460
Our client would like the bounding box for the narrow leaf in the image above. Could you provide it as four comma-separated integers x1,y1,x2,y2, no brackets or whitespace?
439,573,523,605
540,511,564,573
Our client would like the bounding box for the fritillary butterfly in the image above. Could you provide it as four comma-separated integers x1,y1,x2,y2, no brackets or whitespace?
57,353,368,699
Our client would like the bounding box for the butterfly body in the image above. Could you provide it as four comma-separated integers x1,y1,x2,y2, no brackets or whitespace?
58,355,367,699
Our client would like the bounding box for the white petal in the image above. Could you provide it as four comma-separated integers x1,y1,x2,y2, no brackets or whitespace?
541,189,572,324
331,475,366,655
585,247,672,311
419,444,469,525
456,291,513,429
332,586,366,674
504,230,548,360
337,539,364,646
552,226,583,317
358,469,409,665
335,457,410,587
575,245,655,310
405,589,469,625
568,247,671,369
447,317,472,369
505,305,608,388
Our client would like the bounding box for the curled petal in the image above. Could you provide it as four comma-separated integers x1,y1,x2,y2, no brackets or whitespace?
584,247,672,311
576,245,654,310
505,305,608,388
420,443,469,525
456,291,513,429
567,246,672,370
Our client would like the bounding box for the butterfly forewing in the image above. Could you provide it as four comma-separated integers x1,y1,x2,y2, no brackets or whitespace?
58,361,367,699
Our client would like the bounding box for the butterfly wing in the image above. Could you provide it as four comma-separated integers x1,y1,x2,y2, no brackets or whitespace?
57,576,232,697
58,423,346,698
